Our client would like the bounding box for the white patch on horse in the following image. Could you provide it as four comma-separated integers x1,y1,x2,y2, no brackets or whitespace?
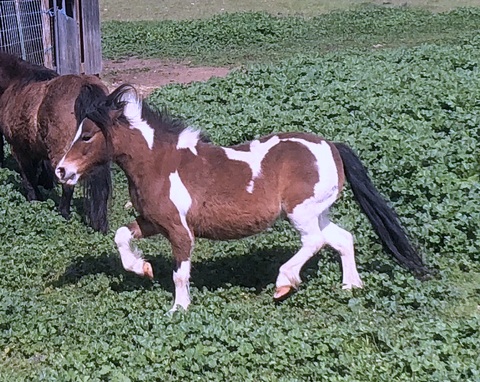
170,260,192,312
168,170,193,242
176,127,200,155
284,138,339,203
114,226,147,276
223,135,280,193
121,90,155,150
319,213,363,289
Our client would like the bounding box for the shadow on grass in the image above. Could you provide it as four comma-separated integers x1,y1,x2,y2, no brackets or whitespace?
51,246,326,294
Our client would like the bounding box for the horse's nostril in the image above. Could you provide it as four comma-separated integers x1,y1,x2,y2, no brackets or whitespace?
56,167,65,179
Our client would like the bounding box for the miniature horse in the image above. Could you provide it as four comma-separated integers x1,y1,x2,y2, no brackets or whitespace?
0,51,59,168
56,85,429,312
0,52,111,233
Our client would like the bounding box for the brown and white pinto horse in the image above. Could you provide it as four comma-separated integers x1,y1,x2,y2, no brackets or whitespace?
0,52,111,232
56,85,429,312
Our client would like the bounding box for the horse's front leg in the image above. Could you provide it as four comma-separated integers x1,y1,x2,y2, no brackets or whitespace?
58,184,74,219
114,216,158,278
169,231,195,313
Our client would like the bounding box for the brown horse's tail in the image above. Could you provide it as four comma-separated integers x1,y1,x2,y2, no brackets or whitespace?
334,142,431,279
75,83,113,234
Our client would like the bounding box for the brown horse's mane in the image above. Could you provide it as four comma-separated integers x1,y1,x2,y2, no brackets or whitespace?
0,51,57,93
95,84,210,144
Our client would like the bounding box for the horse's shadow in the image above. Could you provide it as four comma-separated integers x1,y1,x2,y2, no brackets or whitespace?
51,246,327,294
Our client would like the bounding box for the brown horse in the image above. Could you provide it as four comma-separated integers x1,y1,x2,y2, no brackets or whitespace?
0,52,111,232
56,85,430,312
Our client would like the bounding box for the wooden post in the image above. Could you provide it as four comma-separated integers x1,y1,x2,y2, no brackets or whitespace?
55,0,81,74
80,0,102,74
40,0,53,68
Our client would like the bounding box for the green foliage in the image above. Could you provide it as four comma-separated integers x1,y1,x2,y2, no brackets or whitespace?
1,8,480,382
102,7,480,65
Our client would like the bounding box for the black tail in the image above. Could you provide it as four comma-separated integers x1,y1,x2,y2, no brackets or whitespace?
75,82,113,234
334,142,430,278
81,163,112,234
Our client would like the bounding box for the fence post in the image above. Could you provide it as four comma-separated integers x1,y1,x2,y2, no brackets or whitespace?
40,0,53,68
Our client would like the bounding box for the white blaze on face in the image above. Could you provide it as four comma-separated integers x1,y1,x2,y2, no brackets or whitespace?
71,119,84,147
176,127,201,155
168,170,193,242
55,119,85,184
121,90,155,150
223,135,280,193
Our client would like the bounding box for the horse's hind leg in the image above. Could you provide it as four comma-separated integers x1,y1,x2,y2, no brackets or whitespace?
274,208,326,300
12,150,42,201
319,212,363,289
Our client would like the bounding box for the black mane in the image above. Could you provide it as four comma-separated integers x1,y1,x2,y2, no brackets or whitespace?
74,83,110,124
101,84,210,144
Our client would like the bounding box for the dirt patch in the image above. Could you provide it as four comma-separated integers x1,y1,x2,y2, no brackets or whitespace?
101,57,231,96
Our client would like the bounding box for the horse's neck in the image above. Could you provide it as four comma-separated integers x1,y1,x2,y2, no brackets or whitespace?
111,127,176,180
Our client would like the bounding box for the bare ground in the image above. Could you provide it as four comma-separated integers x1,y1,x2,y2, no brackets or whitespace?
101,57,231,96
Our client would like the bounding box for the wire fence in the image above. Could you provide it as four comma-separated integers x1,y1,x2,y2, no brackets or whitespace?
0,0,53,67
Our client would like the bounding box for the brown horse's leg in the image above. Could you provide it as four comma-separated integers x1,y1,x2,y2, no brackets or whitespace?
0,133,4,168
114,217,159,279
12,150,42,201
37,160,55,190
59,184,74,219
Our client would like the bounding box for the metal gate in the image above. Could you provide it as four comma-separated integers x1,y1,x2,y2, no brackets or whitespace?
0,0,102,74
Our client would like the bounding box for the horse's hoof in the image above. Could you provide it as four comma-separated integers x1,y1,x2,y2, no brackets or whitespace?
273,285,293,301
143,262,154,279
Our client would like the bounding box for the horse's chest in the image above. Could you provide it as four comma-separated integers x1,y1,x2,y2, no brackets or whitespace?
127,176,170,220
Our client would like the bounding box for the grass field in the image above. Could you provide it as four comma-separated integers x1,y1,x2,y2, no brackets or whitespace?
1,4,480,382
99,0,480,21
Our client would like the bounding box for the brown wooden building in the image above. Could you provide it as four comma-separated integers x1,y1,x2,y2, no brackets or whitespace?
0,0,102,75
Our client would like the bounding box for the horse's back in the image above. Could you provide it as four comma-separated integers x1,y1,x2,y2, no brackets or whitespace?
0,80,50,156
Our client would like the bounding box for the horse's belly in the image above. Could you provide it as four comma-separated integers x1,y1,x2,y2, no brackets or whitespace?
191,201,282,240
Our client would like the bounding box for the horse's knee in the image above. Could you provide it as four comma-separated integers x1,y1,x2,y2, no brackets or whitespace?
115,226,132,247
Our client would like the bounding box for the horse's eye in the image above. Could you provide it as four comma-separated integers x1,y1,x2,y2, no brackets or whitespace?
81,135,92,142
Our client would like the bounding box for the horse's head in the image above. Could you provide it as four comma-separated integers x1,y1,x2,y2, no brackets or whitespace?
55,84,136,185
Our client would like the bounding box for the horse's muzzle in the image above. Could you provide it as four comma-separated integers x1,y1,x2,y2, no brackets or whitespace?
55,165,79,185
